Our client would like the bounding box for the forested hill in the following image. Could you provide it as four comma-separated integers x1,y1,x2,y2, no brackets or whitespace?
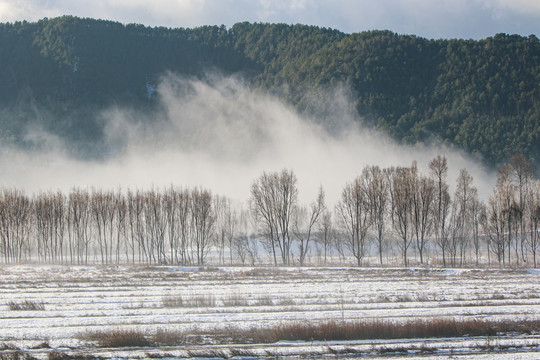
1,16,539,166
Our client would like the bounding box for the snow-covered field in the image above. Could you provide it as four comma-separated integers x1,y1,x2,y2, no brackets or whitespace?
1,265,539,359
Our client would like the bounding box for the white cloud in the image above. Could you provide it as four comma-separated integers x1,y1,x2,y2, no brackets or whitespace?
0,0,56,22
487,0,540,16
0,0,538,38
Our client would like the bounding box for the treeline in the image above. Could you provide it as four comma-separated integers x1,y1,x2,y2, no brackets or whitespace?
0,187,221,265
0,17,539,166
1,155,538,267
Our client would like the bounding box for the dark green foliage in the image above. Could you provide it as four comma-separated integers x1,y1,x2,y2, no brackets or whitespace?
0,17,539,166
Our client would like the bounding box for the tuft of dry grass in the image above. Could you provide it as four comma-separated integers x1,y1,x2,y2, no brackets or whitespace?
144,352,174,359
161,295,184,308
153,328,195,346
0,353,37,360
186,349,230,358
8,300,45,311
255,295,274,306
47,351,97,360
222,293,250,307
162,294,216,308
80,328,153,348
229,348,258,357
188,294,216,307
0,344,20,351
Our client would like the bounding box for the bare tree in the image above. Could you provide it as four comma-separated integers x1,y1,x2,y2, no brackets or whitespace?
336,176,371,266
127,189,147,263
388,166,415,266
366,166,388,265
34,192,53,262
113,189,127,264
67,189,91,264
0,189,31,263
190,188,215,265
52,191,67,262
510,153,533,263
429,155,451,266
317,209,335,265
447,200,461,266
213,195,230,265
294,186,325,266
496,165,517,265
91,189,116,264
485,191,506,265
177,189,192,264
145,189,167,264
250,169,298,265
528,181,540,267
225,204,238,265
412,175,435,264
250,172,278,265
470,192,485,265
453,169,477,266
233,208,258,265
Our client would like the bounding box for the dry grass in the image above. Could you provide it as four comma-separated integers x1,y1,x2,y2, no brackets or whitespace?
161,295,184,308
144,352,174,359
8,300,45,311
77,318,540,348
222,293,250,307
221,318,540,343
254,295,274,306
162,294,215,308
228,348,258,357
258,318,540,342
47,352,97,360
0,344,20,351
0,353,38,360
80,328,153,348
154,328,197,346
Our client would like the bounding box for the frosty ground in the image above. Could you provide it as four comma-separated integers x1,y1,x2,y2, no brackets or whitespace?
0,265,539,359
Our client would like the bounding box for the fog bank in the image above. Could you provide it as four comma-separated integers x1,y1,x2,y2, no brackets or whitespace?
0,74,495,205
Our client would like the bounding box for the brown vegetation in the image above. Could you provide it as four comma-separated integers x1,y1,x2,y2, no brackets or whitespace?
78,318,540,348
8,300,45,311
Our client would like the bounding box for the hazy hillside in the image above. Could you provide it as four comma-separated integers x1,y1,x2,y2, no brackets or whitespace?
0,16,539,165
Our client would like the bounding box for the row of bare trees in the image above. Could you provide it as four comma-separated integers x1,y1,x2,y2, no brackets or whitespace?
0,187,219,265
248,156,540,267
0,154,538,267
485,155,540,267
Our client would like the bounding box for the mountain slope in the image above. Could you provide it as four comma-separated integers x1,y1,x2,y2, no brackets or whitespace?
0,16,538,165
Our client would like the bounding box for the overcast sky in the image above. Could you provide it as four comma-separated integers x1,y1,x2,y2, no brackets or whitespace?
0,0,539,39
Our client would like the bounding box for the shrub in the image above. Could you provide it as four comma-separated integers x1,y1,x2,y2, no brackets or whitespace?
162,294,215,308
81,329,153,348
8,300,45,311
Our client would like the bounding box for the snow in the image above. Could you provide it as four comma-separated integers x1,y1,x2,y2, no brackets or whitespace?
0,265,539,358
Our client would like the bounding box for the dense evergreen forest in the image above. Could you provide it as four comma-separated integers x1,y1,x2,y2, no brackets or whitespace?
0,16,539,166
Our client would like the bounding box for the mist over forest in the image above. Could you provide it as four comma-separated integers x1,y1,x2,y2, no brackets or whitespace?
0,16,538,196
0,16,539,168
